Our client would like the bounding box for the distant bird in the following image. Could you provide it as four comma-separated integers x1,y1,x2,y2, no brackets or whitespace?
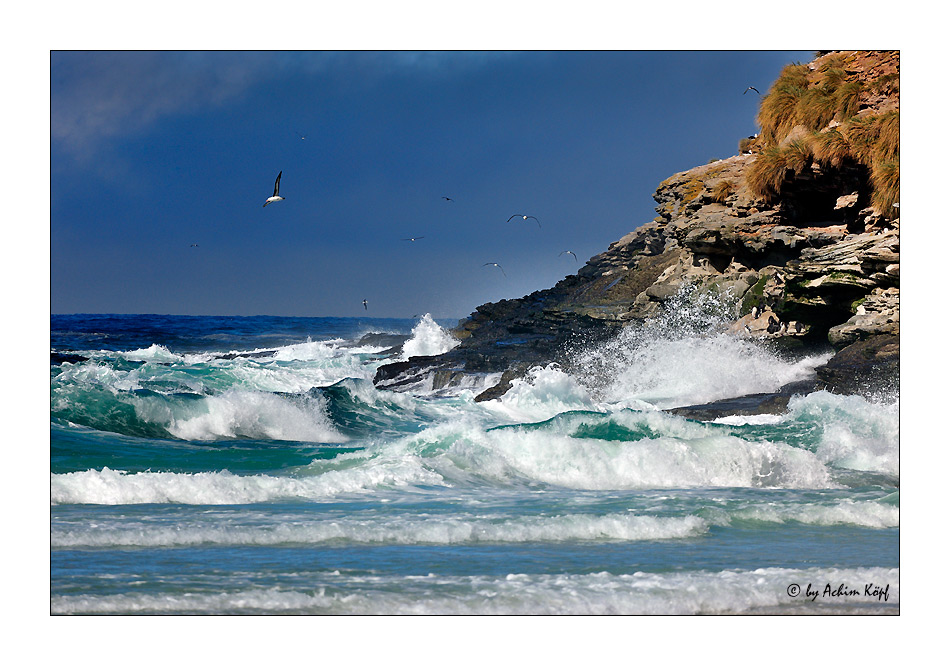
442,196,454,202
362,299,368,310
507,214,541,229
402,236,425,242
190,243,199,248
295,131,306,140
744,86,760,95
559,250,577,262
263,171,284,207
483,262,507,277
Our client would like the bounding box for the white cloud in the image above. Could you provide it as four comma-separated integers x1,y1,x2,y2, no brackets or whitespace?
51,51,293,160
51,51,514,162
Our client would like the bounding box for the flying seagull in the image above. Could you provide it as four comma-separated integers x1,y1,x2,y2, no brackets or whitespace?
263,171,284,207
559,250,577,262
362,299,368,310
402,236,425,242
442,196,454,202
507,214,541,229
483,262,507,277
744,86,760,95
190,243,199,248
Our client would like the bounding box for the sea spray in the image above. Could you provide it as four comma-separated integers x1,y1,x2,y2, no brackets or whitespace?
401,314,460,360
571,285,832,409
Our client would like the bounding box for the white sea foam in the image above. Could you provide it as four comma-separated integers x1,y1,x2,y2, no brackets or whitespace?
787,391,899,475
725,499,899,529
121,344,183,364
400,314,459,360
158,389,346,442
50,566,899,615
583,330,829,410
271,338,347,362
51,512,708,548
406,411,834,490
50,456,443,505
571,286,832,409
481,364,601,423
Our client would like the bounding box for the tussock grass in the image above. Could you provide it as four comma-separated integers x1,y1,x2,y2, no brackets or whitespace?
842,115,880,164
746,54,899,215
797,87,838,131
711,180,735,203
810,129,851,168
874,111,900,162
871,160,900,213
746,146,788,201
757,64,810,144
783,139,813,174
835,81,864,119
870,72,899,96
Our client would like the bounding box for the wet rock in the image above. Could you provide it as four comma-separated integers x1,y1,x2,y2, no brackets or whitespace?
667,380,818,421
815,334,899,396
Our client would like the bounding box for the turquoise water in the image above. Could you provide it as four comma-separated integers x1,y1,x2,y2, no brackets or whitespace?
50,312,899,614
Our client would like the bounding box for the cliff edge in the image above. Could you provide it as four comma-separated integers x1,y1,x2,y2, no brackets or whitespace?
374,50,899,408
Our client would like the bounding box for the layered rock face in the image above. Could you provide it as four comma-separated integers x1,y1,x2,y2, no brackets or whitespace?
375,50,899,405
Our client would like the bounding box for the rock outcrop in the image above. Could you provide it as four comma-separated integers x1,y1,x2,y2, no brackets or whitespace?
374,50,900,409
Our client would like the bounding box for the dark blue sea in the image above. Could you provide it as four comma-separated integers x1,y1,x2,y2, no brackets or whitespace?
50,309,898,614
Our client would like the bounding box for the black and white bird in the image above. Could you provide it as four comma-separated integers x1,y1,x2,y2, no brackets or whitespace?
263,171,284,207
507,214,541,229
744,86,760,95
559,250,577,262
442,196,454,202
362,299,368,310
483,262,507,277
402,236,425,242
190,243,199,248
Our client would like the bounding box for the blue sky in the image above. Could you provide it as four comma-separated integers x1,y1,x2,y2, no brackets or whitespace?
51,49,812,319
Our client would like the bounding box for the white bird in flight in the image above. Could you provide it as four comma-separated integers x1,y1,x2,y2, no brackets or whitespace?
402,236,425,242
560,250,577,262
744,86,760,95
263,171,284,207
483,262,507,277
507,214,541,229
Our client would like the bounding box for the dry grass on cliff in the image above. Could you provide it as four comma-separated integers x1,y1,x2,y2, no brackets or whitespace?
748,53,899,214
746,147,789,201
711,179,735,203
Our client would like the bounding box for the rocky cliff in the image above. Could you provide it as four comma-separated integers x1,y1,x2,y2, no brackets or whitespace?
374,50,900,410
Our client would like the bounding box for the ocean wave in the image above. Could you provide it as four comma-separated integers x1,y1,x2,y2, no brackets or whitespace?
50,461,443,505
51,512,708,548
786,392,899,475
423,412,836,490
50,566,899,615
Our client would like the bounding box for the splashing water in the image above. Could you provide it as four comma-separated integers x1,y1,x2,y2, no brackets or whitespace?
572,285,832,409
401,314,460,360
